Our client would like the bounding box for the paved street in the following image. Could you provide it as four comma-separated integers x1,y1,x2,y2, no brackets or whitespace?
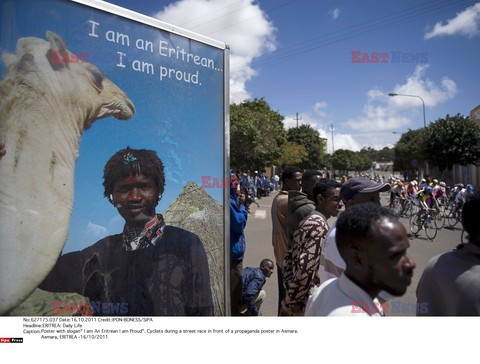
242,190,464,317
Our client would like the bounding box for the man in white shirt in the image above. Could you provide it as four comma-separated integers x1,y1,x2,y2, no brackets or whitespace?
305,203,416,316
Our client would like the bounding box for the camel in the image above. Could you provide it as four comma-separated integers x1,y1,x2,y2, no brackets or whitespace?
0,32,135,314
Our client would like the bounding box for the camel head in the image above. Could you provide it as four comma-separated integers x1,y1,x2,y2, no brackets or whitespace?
46,31,135,128
2,32,135,131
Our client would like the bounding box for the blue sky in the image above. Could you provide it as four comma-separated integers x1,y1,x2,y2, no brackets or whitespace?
105,0,480,152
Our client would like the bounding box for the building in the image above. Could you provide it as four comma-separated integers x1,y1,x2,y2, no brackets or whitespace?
320,137,328,154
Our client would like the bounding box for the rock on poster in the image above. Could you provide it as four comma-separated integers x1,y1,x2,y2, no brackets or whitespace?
0,0,228,316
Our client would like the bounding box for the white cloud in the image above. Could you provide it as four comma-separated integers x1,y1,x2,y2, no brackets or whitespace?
153,0,276,103
323,131,362,152
313,101,328,118
86,222,108,239
425,2,480,39
329,8,341,20
346,103,411,131
347,65,457,131
390,65,457,108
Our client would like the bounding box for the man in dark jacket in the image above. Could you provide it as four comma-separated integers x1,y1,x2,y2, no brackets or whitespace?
241,259,275,316
230,180,248,315
41,147,213,316
286,170,323,248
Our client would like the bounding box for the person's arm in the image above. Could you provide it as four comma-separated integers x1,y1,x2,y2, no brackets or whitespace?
39,250,86,294
230,199,248,234
184,234,214,316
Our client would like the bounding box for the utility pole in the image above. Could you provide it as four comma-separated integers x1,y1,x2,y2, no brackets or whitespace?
294,112,302,128
330,124,335,154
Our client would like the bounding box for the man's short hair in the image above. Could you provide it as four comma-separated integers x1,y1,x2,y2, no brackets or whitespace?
103,147,165,204
302,170,322,183
462,190,480,241
336,203,395,258
281,166,302,184
313,178,342,202
260,258,274,268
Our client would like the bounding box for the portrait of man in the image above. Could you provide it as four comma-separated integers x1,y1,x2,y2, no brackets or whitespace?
40,147,214,316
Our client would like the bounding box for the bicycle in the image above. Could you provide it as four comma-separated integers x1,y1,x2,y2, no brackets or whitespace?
401,198,416,218
447,206,462,228
391,195,403,216
430,204,446,229
410,208,438,240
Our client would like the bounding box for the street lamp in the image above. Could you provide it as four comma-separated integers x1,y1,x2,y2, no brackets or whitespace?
388,93,426,128
389,93,428,178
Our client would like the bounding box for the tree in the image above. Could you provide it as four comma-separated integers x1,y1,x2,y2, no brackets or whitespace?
230,98,286,171
360,146,394,162
287,125,326,169
423,114,480,171
276,141,308,167
331,149,355,174
353,152,372,172
378,146,395,162
332,149,372,174
393,129,426,172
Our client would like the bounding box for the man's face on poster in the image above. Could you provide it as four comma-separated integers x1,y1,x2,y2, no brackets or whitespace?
112,174,159,228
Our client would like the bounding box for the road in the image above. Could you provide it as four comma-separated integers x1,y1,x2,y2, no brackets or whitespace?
242,190,463,316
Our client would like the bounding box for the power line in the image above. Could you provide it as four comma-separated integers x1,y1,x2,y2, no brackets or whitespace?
177,1,252,28
205,0,300,36
232,0,474,71
246,0,471,69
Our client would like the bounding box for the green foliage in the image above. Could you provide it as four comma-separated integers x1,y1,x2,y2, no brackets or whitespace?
360,146,394,162
276,141,308,167
423,114,480,171
287,125,326,169
393,129,426,171
332,149,372,173
230,98,286,170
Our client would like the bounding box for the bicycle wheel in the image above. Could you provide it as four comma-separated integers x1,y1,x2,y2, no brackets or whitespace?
393,201,402,216
424,214,438,240
461,229,469,244
447,210,460,228
410,213,421,235
434,208,445,229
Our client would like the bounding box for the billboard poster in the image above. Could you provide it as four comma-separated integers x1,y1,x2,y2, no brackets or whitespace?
0,0,228,316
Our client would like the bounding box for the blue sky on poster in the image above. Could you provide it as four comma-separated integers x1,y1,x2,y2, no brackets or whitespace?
106,0,480,152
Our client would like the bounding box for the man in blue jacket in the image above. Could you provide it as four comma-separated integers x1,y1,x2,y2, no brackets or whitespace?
241,259,275,316
230,179,248,315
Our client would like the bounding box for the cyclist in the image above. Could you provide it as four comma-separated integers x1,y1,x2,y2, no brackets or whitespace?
390,180,402,209
450,183,463,203
415,185,439,225
432,181,443,203
454,185,468,212
406,180,418,199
